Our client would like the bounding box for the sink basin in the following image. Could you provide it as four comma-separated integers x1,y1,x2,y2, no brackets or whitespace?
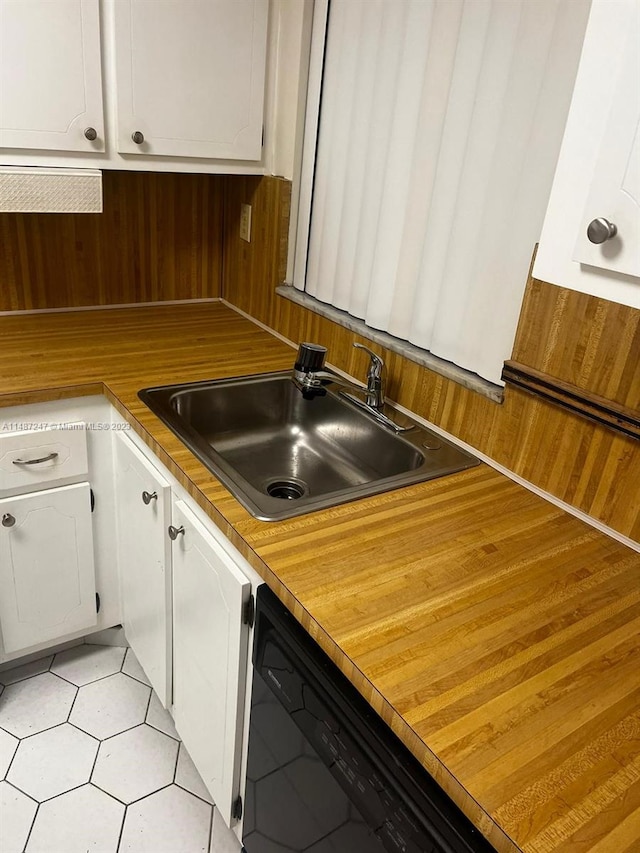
139,371,479,521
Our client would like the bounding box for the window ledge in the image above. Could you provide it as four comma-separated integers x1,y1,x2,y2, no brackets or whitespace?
276,286,504,403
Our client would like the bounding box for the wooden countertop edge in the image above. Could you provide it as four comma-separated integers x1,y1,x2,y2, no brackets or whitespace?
2,381,517,853
0,383,515,849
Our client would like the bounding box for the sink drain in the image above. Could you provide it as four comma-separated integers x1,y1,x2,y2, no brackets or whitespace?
266,479,307,500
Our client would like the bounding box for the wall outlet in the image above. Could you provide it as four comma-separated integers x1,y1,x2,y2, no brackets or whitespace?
240,203,252,243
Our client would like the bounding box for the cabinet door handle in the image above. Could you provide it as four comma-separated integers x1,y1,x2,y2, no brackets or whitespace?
168,525,185,541
84,126,98,141
12,452,59,466
131,131,145,145
142,491,158,505
587,217,617,244
2,513,16,528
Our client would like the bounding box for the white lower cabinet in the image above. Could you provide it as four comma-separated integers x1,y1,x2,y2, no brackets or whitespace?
115,433,172,707
114,429,258,829
0,396,122,664
0,483,97,654
170,498,251,827
0,404,258,832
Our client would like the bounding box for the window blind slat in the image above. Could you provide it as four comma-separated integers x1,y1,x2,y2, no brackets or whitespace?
301,0,590,385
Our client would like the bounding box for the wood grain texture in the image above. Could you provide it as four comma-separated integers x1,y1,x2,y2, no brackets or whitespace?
1,302,640,853
502,360,640,439
0,171,223,310
512,278,640,412
222,176,640,542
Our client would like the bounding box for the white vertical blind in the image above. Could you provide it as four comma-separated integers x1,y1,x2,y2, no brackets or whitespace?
300,0,591,385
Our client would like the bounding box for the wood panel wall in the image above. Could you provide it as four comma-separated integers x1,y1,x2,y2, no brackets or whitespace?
0,171,223,311
222,175,640,542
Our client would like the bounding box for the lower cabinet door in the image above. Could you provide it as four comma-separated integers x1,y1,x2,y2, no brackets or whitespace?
0,483,96,653
170,498,251,826
115,433,172,706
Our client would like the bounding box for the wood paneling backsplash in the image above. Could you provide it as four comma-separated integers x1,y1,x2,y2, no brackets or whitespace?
513,280,640,411
222,176,640,542
0,171,223,311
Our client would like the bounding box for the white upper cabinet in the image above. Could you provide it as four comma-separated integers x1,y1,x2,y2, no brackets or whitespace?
534,0,640,305
0,0,105,152
113,0,268,161
572,17,640,279
0,0,269,172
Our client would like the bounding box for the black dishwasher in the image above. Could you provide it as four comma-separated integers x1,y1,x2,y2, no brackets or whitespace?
242,585,496,853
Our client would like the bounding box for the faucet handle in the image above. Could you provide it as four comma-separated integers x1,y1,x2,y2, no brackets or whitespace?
353,343,384,378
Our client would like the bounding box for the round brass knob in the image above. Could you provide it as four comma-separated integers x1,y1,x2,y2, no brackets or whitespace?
131,131,145,145
587,217,617,244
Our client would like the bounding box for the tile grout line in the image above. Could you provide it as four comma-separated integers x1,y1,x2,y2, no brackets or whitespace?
91,780,130,808
73,716,153,744
0,658,55,689
172,740,181,784
3,778,40,853
174,781,214,809
2,648,215,853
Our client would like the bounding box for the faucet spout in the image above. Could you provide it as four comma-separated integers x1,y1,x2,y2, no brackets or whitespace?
353,343,385,411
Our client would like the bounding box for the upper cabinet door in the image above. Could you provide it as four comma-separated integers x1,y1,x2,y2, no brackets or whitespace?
0,0,105,152
113,0,268,160
572,10,640,278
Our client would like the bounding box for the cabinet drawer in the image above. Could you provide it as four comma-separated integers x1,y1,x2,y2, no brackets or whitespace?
0,424,88,496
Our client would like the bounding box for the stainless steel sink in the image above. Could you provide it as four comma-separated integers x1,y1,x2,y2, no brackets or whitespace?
139,371,479,521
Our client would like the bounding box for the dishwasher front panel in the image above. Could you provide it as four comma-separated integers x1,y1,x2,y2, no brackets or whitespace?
242,585,495,853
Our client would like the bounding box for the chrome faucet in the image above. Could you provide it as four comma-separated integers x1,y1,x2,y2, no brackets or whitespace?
353,342,385,411
292,342,411,432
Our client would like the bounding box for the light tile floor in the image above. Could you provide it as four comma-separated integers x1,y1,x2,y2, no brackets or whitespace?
0,644,241,853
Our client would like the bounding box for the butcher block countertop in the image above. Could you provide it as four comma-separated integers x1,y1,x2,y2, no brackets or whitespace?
1,302,640,853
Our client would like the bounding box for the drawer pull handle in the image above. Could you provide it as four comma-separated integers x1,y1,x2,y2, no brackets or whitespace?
13,452,59,466
2,513,16,528
142,491,158,505
168,525,185,541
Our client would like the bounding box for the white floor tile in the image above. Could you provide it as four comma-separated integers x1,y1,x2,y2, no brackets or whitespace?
7,723,99,802
92,723,178,804
0,781,37,853
0,673,76,739
210,806,242,853
0,728,19,780
51,645,126,687
70,673,150,740
25,783,124,853
121,649,151,686
119,785,212,853
0,656,54,687
175,742,213,804
146,691,179,739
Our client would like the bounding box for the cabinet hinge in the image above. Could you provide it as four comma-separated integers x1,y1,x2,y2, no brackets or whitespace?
232,795,243,821
90,488,96,512
242,594,255,628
